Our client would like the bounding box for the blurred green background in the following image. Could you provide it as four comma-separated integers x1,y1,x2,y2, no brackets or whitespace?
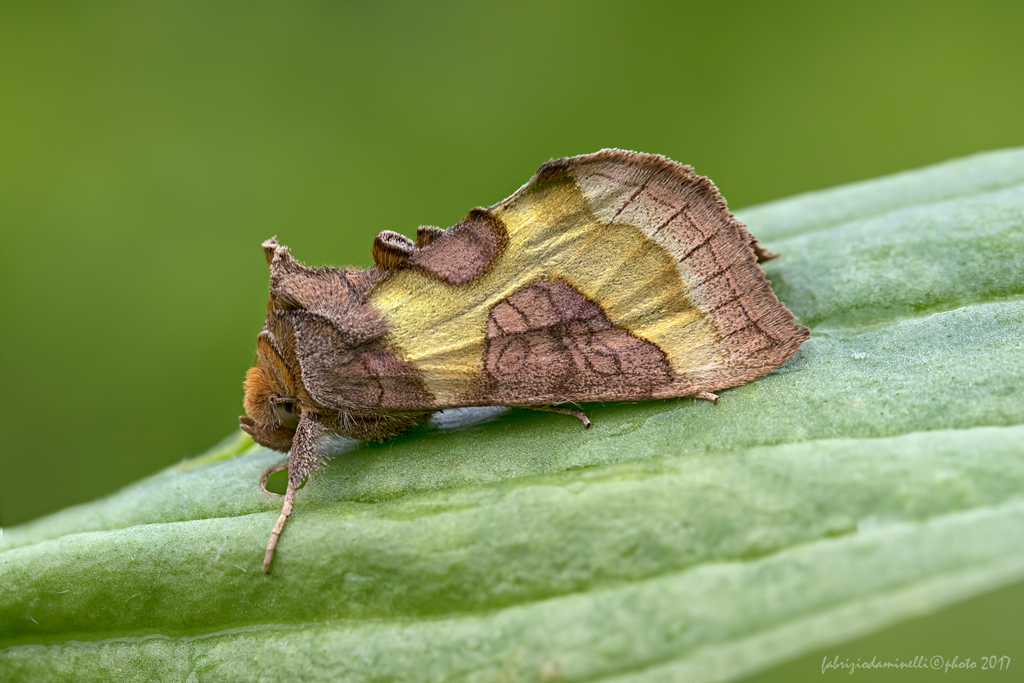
2,0,1022,527
2,2,1024,679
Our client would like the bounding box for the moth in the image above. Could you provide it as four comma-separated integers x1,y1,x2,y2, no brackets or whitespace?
241,149,808,572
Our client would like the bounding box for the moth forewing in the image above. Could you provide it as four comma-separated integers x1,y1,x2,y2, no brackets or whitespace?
243,149,808,572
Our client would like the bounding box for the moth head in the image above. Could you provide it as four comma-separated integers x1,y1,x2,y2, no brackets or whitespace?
241,330,304,451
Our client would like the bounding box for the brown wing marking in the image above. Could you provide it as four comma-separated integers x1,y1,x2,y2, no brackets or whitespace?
408,208,506,285
482,280,671,402
553,150,809,374
286,310,434,409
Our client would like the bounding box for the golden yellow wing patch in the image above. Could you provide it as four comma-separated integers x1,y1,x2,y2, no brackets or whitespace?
368,149,806,408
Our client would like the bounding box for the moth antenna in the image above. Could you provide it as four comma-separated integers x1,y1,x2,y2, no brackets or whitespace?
263,479,296,573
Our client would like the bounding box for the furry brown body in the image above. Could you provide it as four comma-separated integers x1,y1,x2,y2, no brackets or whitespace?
241,149,808,572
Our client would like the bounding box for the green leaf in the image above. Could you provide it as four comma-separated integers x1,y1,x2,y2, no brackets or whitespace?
2,149,1023,682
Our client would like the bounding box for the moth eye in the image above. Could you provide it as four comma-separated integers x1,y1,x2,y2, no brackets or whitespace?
271,398,299,430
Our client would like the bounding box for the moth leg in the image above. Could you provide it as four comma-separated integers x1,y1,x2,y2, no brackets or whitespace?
262,413,325,574
526,405,592,429
695,391,719,404
263,477,297,574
